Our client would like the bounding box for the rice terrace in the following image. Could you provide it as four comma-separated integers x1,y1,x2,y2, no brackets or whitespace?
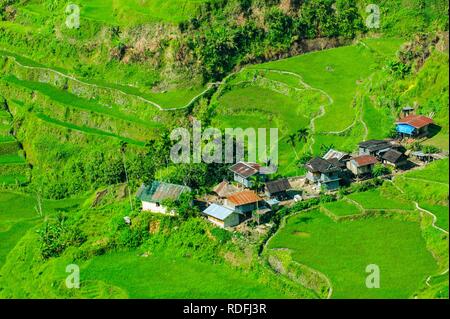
0,0,448,303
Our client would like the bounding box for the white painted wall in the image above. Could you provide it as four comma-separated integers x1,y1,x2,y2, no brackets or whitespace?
207,213,240,228
141,201,175,215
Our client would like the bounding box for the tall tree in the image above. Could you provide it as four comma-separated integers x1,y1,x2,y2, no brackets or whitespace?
297,128,309,144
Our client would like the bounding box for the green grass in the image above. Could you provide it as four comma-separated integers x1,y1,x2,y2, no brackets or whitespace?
402,159,449,184
0,46,207,110
393,159,449,206
0,173,28,185
362,96,395,140
2,75,160,129
213,82,321,176
421,204,449,231
211,39,403,176
254,38,403,132
393,159,449,230
36,113,146,146
23,0,212,26
268,209,438,298
322,199,362,217
347,188,415,211
423,132,449,151
0,136,15,143
0,191,86,267
80,250,295,298
0,153,26,164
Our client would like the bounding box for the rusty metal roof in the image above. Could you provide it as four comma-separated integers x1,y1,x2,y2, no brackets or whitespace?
227,190,262,206
229,162,260,178
351,155,378,167
396,115,433,129
213,181,239,197
136,181,191,203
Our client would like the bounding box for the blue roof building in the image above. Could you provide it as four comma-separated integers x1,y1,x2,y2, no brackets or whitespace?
395,115,433,137
203,203,242,228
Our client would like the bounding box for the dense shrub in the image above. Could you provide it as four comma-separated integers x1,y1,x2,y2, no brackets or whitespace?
373,163,392,177
37,213,86,259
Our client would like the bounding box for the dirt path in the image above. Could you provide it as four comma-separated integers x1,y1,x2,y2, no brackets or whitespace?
414,202,449,287
387,178,449,288
3,53,218,111
309,105,326,153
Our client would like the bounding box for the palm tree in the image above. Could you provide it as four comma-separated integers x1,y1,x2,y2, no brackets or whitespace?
120,141,133,211
249,175,264,225
287,133,297,147
249,174,264,194
287,133,299,159
297,128,309,144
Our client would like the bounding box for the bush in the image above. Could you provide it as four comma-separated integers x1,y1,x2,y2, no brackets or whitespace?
421,145,440,154
211,227,232,244
373,163,392,177
37,213,86,259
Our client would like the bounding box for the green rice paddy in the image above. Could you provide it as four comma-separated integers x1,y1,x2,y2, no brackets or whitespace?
268,209,438,298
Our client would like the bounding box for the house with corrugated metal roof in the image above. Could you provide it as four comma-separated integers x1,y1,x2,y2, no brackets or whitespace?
225,190,263,217
323,149,350,162
264,178,291,199
228,161,262,188
304,157,342,191
346,155,378,177
136,181,191,215
381,149,408,168
212,180,239,198
202,203,242,228
358,140,393,157
396,114,434,138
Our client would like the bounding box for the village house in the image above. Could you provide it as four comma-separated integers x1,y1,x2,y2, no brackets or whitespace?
401,106,414,117
381,149,408,168
346,155,378,177
304,157,342,191
253,207,273,224
265,198,280,210
212,180,239,198
136,181,191,215
228,161,262,188
358,140,393,158
264,178,291,199
323,149,351,163
225,190,263,218
411,151,435,163
396,114,434,138
202,203,242,228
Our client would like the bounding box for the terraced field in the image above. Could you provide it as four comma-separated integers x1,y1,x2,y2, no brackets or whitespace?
211,38,404,176
267,208,438,299
0,108,29,185
0,191,86,267
80,251,298,298
21,0,213,25
266,159,449,299
0,50,209,111
393,158,449,231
